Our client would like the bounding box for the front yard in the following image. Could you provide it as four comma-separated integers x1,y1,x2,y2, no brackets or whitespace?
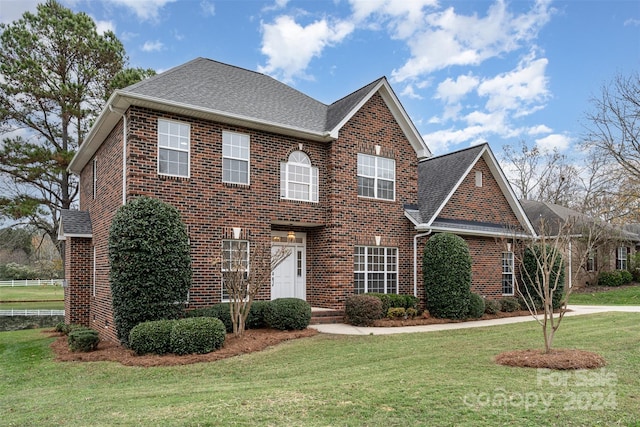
1,312,639,426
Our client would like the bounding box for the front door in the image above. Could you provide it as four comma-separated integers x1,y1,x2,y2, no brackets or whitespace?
271,232,306,300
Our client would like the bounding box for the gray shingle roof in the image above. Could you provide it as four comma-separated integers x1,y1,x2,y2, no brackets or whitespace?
59,210,92,237
417,144,486,224
325,78,384,130
124,58,331,133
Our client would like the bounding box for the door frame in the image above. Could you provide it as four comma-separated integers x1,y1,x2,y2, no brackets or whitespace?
271,231,306,300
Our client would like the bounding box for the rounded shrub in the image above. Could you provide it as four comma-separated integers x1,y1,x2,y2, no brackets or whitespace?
521,244,565,310
187,303,233,332
620,270,633,285
68,328,99,352
170,317,226,355
108,196,192,346
484,299,501,315
129,319,177,355
597,270,623,287
345,295,383,326
387,307,406,319
423,233,472,319
499,297,521,312
467,293,485,319
265,298,311,330
246,301,271,329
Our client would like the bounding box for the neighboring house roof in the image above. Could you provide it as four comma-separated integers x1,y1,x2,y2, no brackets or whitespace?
69,57,430,174
520,199,640,242
406,143,536,237
57,210,92,240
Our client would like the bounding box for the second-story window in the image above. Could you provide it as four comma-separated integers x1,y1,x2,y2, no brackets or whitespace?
357,153,395,201
222,131,250,185
280,151,318,202
158,119,190,177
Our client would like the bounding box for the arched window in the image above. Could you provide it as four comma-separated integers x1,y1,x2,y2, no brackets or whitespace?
280,151,318,202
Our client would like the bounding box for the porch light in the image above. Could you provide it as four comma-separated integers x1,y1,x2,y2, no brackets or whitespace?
287,231,296,242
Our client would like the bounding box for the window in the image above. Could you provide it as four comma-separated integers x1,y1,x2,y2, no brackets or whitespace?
92,158,97,199
221,240,249,300
357,154,395,200
280,151,318,202
616,247,628,270
222,131,250,184
502,251,514,295
354,246,398,294
475,171,483,187
586,250,597,272
158,119,190,177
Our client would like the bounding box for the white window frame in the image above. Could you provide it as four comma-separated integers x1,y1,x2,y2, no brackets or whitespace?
158,119,190,178
222,131,250,185
280,151,318,202
502,251,515,295
221,239,249,301
616,246,628,270
354,246,398,294
357,153,395,201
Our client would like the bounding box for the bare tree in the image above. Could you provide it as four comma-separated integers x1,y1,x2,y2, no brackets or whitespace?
219,241,290,337
509,216,606,353
583,72,640,183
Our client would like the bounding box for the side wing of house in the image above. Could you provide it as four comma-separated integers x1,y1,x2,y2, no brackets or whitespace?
409,144,535,298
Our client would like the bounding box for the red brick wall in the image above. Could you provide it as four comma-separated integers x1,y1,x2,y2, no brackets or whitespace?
64,237,92,326
73,90,421,341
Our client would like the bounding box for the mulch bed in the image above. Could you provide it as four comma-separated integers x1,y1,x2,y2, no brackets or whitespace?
48,328,317,367
372,309,543,327
495,349,607,370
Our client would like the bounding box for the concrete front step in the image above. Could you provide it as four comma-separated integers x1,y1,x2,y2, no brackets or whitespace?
310,309,345,325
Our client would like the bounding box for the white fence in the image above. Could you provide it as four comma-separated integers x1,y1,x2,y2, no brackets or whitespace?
0,309,65,316
0,279,64,287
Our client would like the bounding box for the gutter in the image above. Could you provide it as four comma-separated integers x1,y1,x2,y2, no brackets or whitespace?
108,105,127,205
413,230,432,297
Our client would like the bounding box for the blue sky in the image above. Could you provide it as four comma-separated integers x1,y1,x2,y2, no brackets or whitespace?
2,0,639,157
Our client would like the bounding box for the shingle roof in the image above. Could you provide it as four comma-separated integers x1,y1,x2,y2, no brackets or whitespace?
417,144,486,224
325,78,384,130
58,210,92,238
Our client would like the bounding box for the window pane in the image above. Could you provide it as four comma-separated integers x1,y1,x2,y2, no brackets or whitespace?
357,154,375,177
358,176,375,197
223,158,249,184
377,179,394,200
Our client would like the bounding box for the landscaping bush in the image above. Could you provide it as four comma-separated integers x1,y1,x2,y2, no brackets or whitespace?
170,317,226,355
246,301,271,329
598,271,624,287
366,293,419,313
499,297,521,313
484,299,501,315
406,308,418,319
620,270,633,285
188,301,271,332
109,196,192,346
345,295,383,326
68,328,99,352
265,298,311,331
423,233,472,319
521,244,565,310
129,319,177,355
54,322,66,333
467,293,485,319
387,307,406,319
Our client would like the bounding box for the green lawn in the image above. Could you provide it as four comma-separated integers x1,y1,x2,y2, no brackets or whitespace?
1,312,639,426
570,285,640,305
0,286,64,310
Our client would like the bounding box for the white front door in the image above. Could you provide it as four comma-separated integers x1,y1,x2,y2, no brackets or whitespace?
271,232,306,300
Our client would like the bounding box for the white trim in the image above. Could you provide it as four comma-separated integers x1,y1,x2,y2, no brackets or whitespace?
157,118,191,178
222,130,250,185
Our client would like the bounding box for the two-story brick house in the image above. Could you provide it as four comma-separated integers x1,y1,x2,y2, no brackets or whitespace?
59,57,535,341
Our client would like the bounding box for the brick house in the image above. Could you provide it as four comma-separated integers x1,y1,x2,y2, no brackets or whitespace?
59,58,534,341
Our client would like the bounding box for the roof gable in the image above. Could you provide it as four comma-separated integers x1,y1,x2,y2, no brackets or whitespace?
57,209,92,240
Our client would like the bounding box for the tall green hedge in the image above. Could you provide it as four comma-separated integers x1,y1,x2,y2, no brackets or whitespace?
423,233,472,319
521,244,565,310
109,196,192,346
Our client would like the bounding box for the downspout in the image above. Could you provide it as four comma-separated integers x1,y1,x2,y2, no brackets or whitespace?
568,240,572,290
108,105,127,205
413,230,433,297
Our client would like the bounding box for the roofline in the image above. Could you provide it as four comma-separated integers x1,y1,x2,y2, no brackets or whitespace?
328,79,431,159
69,90,335,174
414,223,533,239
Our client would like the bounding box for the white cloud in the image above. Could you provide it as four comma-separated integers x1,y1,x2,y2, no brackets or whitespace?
103,0,176,22
435,73,479,104
141,40,164,52
527,124,552,135
0,0,40,24
350,0,438,39
200,0,215,17
91,17,116,35
535,134,571,152
423,126,488,155
258,15,354,82
624,18,640,27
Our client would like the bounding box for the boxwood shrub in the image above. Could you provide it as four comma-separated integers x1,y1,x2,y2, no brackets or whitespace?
170,317,226,355
467,292,485,319
366,293,419,313
597,271,623,287
345,295,383,326
187,301,271,332
129,319,177,355
620,270,633,285
499,297,521,312
265,298,311,330
423,233,472,319
68,328,99,352
246,301,271,329
484,299,501,315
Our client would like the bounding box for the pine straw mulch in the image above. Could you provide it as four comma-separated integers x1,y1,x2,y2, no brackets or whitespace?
495,349,607,370
371,309,541,327
47,328,317,367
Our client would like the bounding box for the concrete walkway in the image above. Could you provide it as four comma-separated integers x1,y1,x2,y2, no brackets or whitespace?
309,305,640,335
